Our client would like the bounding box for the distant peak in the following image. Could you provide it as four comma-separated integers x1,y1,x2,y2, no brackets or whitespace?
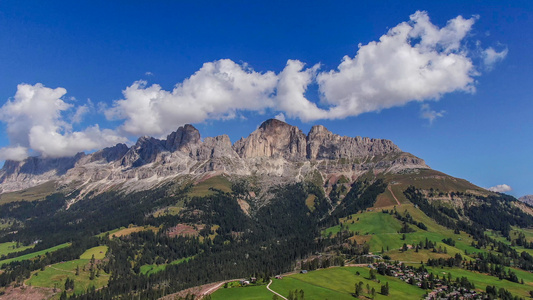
308,125,331,136
259,118,290,130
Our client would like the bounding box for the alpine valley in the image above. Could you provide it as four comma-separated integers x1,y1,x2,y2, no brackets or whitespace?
0,119,532,300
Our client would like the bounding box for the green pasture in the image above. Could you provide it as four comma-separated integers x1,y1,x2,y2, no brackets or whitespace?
188,175,232,197
322,205,483,260
80,246,108,260
0,241,34,257
0,243,70,267
140,256,193,275
212,266,425,300
26,258,109,297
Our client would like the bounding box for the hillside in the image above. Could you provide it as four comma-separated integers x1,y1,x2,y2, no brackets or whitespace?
0,119,530,299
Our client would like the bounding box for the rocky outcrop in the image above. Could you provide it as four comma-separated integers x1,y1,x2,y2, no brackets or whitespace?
233,119,307,160
90,144,129,163
165,124,201,153
0,119,429,195
519,195,533,206
306,125,400,160
0,153,86,193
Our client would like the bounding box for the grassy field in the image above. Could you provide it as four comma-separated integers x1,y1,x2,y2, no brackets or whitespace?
188,175,232,197
0,241,34,257
103,225,158,239
0,243,70,267
80,246,108,260
212,266,426,300
425,266,533,298
0,181,57,204
26,258,109,298
487,228,533,256
152,206,182,217
140,256,193,275
322,205,483,261
211,284,273,300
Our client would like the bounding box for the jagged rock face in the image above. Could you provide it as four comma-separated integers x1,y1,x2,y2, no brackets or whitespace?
307,125,400,160
0,153,85,193
233,119,307,160
121,136,167,167
0,119,429,196
198,135,238,160
165,124,201,153
90,144,129,163
519,195,533,206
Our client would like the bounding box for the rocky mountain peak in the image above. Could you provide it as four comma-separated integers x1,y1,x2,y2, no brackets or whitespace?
308,124,331,136
233,119,307,160
165,124,201,152
90,143,129,163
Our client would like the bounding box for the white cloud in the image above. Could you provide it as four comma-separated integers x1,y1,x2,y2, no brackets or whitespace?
106,59,278,136
274,60,326,121
488,184,512,193
420,104,445,124
316,11,477,120
274,113,286,122
71,104,90,124
0,146,28,161
0,83,127,159
145,71,154,76
482,47,508,70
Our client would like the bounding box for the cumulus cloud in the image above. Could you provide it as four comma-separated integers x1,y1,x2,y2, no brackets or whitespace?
316,11,477,119
274,113,286,122
0,146,28,161
106,59,278,136
482,47,508,70
275,60,326,121
488,184,512,193
420,104,445,124
0,83,127,160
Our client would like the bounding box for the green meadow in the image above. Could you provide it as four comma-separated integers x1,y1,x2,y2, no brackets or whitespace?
322,205,483,261
26,258,109,297
212,266,425,300
0,241,34,257
80,246,108,260
140,256,193,275
188,175,232,197
0,243,70,267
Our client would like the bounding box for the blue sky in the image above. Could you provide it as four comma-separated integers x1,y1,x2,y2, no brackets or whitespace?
0,1,531,197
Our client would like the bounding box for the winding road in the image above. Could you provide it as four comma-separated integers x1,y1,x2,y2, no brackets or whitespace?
267,280,288,300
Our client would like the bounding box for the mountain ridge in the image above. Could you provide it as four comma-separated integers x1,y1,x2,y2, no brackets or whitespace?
1,119,428,197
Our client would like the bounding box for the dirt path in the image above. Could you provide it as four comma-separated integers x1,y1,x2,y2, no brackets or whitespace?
267,280,288,300
201,281,229,297
388,185,401,206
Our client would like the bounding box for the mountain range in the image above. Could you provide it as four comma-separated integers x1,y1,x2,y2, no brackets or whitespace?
0,119,432,201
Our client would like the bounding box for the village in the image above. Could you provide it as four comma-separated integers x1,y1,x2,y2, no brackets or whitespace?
370,262,482,299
